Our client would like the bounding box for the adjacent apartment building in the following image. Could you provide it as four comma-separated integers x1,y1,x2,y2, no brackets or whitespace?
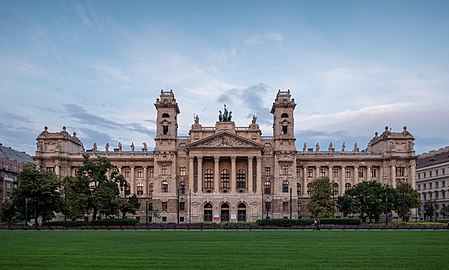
34,90,417,223
416,146,449,220
0,143,34,205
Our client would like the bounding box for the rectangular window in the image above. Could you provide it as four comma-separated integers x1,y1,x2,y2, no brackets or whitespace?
282,165,289,175
163,126,168,135
333,169,339,178
137,168,143,178
161,166,168,175
436,170,439,176
396,167,405,177
429,171,432,177
345,169,351,178
148,202,153,211
283,202,289,212
179,202,185,211
162,216,167,222
124,168,131,178
149,168,154,178
358,169,364,178
443,169,446,175
162,202,168,211
282,125,288,134
320,169,326,177
417,184,421,191
265,167,271,176
436,182,439,188
371,169,377,178
296,167,301,178
430,182,432,189
443,181,446,187
423,183,426,190
179,167,186,176
307,168,313,178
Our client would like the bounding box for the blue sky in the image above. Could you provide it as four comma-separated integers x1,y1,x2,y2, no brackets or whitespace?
1,0,449,155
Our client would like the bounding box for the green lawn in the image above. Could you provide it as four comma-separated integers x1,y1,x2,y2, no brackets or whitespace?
1,230,448,269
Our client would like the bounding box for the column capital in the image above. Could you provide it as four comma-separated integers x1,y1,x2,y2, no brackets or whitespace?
214,156,220,161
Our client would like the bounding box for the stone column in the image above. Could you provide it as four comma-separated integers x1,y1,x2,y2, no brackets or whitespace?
316,166,320,178
380,165,384,185
329,166,333,182
302,166,308,197
248,156,253,193
256,156,262,193
189,157,194,193
214,156,220,192
354,166,359,184
341,166,346,194
198,157,203,192
367,166,372,181
409,163,416,189
391,164,396,188
143,166,148,196
131,166,135,194
231,156,236,193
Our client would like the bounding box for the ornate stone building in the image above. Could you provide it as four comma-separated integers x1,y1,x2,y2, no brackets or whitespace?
416,146,449,220
34,90,417,223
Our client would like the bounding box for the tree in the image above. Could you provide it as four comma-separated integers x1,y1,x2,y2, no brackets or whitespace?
336,194,353,217
440,204,449,218
11,164,62,226
347,181,385,223
0,200,16,223
394,182,419,221
424,200,438,221
74,155,128,221
117,194,139,219
307,177,334,218
61,176,90,221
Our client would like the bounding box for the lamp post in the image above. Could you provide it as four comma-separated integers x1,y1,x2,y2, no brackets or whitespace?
385,195,388,226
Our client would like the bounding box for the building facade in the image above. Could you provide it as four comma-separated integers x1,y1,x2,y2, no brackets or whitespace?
416,146,449,220
34,90,417,223
0,143,34,205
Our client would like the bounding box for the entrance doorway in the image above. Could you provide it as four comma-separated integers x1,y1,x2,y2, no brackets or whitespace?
204,203,212,222
237,203,246,222
221,203,229,222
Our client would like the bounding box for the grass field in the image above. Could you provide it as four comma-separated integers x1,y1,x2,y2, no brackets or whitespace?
1,230,448,269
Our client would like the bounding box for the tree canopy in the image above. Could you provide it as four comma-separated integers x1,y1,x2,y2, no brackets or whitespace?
307,177,334,218
11,164,62,226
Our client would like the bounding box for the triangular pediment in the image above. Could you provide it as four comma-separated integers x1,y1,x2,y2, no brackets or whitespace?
187,131,264,149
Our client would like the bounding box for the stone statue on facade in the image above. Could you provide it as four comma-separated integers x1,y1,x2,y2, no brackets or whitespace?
342,142,346,152
194,114,199,124
219,110,223,121
92,143,97,154
303,143,307,152
105,143,109,154
354,143,358,152
118,142,122,153
316,143,320,153
252,115,257,124
131,143,135,153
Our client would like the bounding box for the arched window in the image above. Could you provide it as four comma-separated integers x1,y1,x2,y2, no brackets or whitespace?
282,180,289,193
161,181,168,193
264,181,271,194
163,125,169,135
297,183,301,196
204,203,213,222
149,183,154,194
281,113,289,118
125,184,131,196
162,113,170,118
179,181,186,195
307,183,313,195
332,183,339,196
345,183,352,191
204,169,213,189
238,203,246,222
237,169,246,189
221,169,230,189
137,183,144,195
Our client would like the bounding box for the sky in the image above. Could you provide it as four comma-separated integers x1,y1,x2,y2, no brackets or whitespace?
1,0,449,156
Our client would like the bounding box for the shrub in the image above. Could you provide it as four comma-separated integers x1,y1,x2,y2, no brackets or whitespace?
90,218,139,226
43,221,88,227
255,218,360,227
